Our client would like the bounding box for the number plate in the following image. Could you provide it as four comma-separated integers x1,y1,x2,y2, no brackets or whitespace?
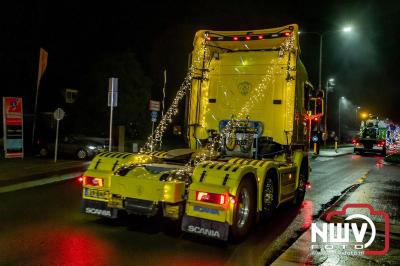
84,188,109,199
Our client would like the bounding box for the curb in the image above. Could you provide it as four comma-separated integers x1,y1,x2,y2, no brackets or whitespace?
311,151,353,158
0,164,89,187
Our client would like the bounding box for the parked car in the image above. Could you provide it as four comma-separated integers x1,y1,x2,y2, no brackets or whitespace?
37,134,105,160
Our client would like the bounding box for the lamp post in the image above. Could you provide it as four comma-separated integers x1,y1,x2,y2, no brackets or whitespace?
324,78,335,144
299,26,353,143
355,106,361,123
339,96,345,142
299,26,352,91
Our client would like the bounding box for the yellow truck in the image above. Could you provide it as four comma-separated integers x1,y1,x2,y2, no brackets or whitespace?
81,24,323,241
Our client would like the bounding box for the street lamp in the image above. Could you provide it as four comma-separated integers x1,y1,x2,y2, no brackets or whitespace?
361,112,368,120
355,106,361,123
339,96,345,142
299,26,353,91
324,78,335,145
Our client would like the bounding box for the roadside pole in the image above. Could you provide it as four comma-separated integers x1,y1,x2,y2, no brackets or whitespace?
108,78,118,152
53,108,65,163
149,100,161,152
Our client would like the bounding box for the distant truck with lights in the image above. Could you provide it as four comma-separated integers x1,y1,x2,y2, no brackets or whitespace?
80,24,323,241
353,118,397,156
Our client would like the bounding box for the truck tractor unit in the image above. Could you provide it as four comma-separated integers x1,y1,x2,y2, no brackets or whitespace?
353,119,388,156
81,24,323,242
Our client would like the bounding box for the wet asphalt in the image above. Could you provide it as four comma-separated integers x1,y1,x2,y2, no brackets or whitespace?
0,154,392,265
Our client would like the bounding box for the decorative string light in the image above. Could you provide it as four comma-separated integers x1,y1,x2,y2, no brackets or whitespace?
141,33,210,153
139,33,296,181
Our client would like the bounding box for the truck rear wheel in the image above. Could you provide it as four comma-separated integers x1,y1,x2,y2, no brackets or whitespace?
261,176,276,217
231,177,256,242
294,162,308,206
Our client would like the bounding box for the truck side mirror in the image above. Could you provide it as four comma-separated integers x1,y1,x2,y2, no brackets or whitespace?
309,97,324,116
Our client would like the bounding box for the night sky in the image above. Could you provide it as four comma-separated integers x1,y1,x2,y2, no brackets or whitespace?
1,1,399,130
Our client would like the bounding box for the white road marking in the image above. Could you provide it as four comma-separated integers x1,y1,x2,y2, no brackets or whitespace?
314,157,334,162
0,172,82,194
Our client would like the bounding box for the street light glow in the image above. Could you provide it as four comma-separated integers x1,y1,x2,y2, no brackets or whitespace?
341,96,345,99
329,78,335,82
343,26,352,32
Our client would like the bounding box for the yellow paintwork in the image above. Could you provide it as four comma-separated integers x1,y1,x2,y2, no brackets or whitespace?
185,25,312,226
82,152,154,202
109,166,186,204
187,24,311,150
84,25,313,235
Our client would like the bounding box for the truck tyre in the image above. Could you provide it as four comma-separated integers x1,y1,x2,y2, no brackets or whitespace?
261,175,277,219
77,149,88,160
39,147,49,157
231,177,256,242
294,163,308,206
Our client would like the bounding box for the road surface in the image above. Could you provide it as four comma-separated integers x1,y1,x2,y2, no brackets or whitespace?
0,154,389,265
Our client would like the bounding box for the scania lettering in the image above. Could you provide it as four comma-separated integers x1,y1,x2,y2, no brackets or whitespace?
187,225,221,238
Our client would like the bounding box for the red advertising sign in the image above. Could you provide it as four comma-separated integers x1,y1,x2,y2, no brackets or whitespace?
2,97,24,158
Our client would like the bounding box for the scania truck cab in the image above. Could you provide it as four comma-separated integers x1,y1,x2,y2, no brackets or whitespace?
81,24,323,242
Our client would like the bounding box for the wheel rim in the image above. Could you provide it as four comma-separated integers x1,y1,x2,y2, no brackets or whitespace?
40,148,47,156
237,187,250,228
77,150,87,159
263,178,274,211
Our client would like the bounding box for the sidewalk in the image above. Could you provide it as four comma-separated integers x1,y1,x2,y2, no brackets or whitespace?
310,146,354,157
0,157,89,190
272,163,400,265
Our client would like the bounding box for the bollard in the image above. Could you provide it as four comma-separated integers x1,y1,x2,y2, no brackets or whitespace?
313,143,318,155
335,141,338,153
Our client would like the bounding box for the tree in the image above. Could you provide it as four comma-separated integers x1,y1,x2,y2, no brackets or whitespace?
73,51,152,139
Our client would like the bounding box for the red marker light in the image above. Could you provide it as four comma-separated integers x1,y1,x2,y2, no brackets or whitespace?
284,32,291,37
258,35,264,40
245,36,251,40
306,182,312,189
82,176,104,187
231,197,236,205
233,36,239,41
314,117,319,121
196,191,226,205
206,36,211,41
78,176,83,183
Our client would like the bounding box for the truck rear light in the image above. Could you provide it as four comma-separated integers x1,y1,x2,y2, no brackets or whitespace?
83,176,104,187
196,191,226,205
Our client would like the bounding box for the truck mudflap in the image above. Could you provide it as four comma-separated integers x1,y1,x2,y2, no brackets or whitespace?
81,199,118,218
182,215,229,241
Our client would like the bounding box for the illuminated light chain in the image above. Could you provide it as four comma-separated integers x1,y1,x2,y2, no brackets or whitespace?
141,34,210,153
208,34,297,160
141,34,296,182
141,70,192,152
